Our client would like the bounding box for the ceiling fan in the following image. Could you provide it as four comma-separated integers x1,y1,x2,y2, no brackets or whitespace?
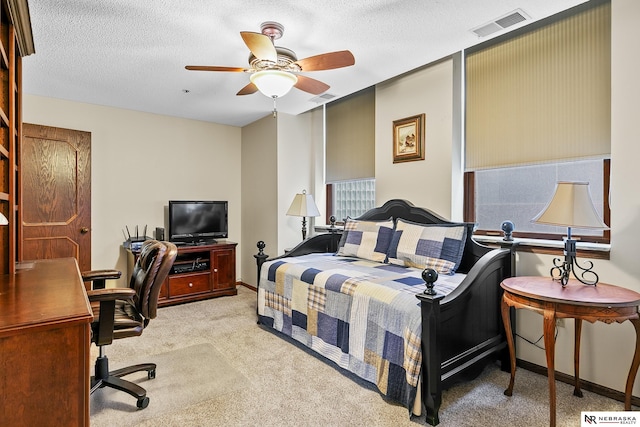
185,21,355,99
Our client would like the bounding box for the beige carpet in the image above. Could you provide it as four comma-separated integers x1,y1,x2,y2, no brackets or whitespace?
89,286,628,427
90,344,250,426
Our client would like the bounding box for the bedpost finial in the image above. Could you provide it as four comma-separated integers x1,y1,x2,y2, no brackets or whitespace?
422,268,438,295
329,216,337,233
257,240,266,255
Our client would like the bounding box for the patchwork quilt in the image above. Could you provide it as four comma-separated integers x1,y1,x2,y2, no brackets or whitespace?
257,253,465,411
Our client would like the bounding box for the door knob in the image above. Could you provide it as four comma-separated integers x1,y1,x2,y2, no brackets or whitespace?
80,227,89,234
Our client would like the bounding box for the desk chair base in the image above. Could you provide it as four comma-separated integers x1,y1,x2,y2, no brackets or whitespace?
90,348,156,410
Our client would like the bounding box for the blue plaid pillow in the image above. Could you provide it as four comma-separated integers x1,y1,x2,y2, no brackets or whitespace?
387,219,467,274
336,218,394,263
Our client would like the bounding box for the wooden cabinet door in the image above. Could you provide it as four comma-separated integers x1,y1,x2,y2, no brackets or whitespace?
212,247,236,290
20,124,92,272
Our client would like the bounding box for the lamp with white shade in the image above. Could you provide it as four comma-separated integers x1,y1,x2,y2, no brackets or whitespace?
286,190,320,240
0,212,7,225
531,181,608,286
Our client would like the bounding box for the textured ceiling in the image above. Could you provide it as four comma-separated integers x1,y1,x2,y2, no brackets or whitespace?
22,0,587,127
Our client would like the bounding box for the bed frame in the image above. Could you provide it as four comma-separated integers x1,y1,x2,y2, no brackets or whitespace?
255,199,513,425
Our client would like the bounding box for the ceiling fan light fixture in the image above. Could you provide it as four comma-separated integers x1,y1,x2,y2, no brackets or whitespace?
250,69,298,98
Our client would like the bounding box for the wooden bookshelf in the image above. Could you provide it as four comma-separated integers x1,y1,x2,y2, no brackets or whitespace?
0,0,34,275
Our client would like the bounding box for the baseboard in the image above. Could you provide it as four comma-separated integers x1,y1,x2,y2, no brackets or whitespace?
238,281,256,291
517,358,640,407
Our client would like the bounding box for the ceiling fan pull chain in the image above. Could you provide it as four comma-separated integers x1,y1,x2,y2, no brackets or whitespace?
272,96,278,118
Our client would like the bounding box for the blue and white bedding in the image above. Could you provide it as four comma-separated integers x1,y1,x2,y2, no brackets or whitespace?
257,253,465,411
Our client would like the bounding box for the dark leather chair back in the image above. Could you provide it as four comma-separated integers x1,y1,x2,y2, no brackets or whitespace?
130,240,178,321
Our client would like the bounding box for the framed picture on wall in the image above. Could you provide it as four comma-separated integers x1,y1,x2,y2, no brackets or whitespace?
392,114,425,163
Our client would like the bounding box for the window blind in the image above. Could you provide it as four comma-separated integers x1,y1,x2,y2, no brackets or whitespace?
325,87,375,183
465,2,611,171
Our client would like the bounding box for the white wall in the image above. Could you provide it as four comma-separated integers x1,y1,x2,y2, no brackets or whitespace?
23,95,242,285
375,58,454,219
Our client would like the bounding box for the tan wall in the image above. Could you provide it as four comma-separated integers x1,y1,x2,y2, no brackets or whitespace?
276,112,317,254
375,58,454,219
240,114,277,286
23,94,242,285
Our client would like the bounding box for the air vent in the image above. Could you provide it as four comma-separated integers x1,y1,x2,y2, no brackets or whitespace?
310,93,337,103
496,11,527,28
471,9,530,38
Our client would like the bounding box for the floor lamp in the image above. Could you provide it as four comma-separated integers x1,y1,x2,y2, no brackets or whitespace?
531,181,608,286
286,190,320,240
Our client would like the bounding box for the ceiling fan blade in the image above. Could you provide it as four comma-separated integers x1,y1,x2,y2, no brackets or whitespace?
236,82,258,96
294,50,355,71
240,31,277,62
294,75,330,95
185,65,247,72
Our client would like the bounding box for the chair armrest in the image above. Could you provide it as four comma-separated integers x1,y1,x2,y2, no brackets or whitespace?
87,287,136,347
87,287,136,302
81,269,122,282
82,269,122,290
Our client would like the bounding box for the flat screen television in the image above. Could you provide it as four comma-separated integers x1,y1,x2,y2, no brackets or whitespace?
168,200,228,245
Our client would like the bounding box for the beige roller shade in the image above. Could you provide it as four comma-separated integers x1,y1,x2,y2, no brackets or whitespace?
326,87,375,183
465,2,611,171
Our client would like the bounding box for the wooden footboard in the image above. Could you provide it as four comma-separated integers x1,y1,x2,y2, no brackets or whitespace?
416,246,512,425
254,199,513,426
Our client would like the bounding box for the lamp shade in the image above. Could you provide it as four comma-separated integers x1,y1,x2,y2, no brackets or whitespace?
286,190,320,218
532,181,608,230
250,70,298,98
0,212,7,225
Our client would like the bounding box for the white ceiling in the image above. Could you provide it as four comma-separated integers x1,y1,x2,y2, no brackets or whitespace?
22,0,587,127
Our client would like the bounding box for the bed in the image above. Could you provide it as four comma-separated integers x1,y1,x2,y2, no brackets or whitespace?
255,199,513,425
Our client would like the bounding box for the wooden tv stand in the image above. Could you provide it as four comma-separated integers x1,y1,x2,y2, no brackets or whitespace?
127,241,237,306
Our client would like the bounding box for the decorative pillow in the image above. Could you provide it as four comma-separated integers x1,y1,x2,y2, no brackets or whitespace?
386,219,467,275
336,218,394,263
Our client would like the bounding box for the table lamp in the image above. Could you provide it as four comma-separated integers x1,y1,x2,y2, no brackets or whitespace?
286,190,321,240
531,181,608,286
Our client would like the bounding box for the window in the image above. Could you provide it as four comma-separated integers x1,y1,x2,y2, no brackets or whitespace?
324,87,376,225
327,179,376,223
464,2,611,244
466,159,610,243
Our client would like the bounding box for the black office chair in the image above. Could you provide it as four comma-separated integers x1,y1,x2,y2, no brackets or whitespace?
83,240,177,409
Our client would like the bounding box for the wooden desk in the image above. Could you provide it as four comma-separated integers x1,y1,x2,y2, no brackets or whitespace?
0,258,92,426
501,276,640,427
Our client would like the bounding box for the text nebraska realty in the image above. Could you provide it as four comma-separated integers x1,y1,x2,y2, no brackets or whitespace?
584,414,637,425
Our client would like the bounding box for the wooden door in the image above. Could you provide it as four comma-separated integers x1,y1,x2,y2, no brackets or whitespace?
20,124,91,272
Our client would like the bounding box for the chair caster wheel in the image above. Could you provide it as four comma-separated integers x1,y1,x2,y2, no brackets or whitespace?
137,396,149,409
148,369,156,379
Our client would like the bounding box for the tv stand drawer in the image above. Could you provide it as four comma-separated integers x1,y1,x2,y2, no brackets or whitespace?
168,273,210,297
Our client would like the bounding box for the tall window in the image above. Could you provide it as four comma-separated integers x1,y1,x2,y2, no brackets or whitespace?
325,87,376,223
464,1,611,243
